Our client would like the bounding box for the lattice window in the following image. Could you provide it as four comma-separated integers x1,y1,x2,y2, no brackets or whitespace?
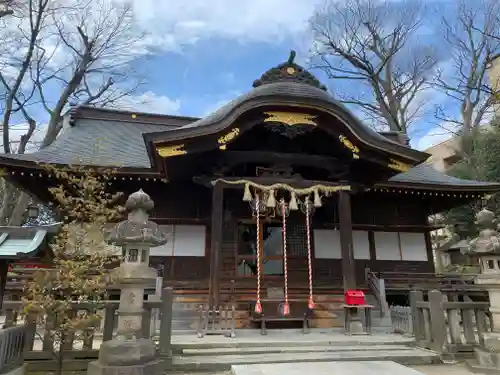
286,221,308,257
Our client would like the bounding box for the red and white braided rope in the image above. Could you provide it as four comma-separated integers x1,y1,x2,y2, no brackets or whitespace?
254,195,262,314
305,198,315,309
281,199,290,315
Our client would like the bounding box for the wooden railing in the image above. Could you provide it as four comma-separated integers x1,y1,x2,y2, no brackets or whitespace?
365,269,389,317
378,272,477,291
196,281,236,338
0,287,177,371
392,290,493,357
390,305,412,334
0,325,25,374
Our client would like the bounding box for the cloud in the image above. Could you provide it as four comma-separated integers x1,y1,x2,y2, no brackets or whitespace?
125,0,325,50
112,91,181,115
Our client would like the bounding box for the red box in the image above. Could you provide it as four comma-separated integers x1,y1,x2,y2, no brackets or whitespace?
345,290,365,305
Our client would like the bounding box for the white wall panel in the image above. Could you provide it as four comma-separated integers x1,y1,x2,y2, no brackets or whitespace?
150,225,206,257
400,232,428,261
374,231,401,260
313,229,341,259
353,230,370,259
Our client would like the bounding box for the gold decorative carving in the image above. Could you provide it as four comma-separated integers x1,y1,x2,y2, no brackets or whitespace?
338,135,360,159
157,144,186,157
218,128,240,146
388,159,410,172
286,67,296,75
264,112,317,126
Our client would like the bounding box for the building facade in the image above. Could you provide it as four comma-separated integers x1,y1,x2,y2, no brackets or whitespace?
0,54,499,329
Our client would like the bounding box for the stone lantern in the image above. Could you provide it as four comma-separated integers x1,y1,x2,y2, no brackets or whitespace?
87,189,167,375
468,208,500,372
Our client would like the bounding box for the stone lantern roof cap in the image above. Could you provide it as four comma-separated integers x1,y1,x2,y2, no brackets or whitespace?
125,188,154,212
104,220,167,247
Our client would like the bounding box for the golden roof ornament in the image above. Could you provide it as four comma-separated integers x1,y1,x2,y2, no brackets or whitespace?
252,50,327,91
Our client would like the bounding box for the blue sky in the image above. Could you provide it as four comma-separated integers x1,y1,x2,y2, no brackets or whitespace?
6,0,480,152
110,0,468,151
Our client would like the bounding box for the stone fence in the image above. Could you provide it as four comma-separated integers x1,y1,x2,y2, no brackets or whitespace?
390,290,493,358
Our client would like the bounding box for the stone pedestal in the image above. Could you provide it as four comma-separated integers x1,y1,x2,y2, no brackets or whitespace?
468,273,500,373
88,338,163,375
466,208,500,373
87,190,168,375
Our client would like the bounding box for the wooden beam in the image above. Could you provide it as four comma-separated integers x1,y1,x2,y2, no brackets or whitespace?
338,190,356,290
219,151,345,169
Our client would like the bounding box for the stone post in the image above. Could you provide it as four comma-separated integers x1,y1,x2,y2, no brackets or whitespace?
87,189,167,375
466,208,500,373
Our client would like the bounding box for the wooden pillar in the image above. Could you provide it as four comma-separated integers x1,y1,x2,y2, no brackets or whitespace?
208,183,224,309
338,190,356,290
0,260,8,312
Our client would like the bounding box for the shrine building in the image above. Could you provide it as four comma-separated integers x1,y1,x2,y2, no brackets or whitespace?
0,53,498,329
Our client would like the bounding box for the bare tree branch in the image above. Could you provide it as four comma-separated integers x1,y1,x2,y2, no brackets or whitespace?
434,0,500,142
0,0,147,225
310,0,437,134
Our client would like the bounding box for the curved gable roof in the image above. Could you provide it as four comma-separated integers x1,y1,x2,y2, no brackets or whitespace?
146,81,428,163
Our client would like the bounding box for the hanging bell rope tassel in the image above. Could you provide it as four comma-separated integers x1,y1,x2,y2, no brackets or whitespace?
255,301,262,314
283,302,290,316
242,183,252,202
267,189,276,207
314,189,322,208
308,297,315,310
289,191,298,210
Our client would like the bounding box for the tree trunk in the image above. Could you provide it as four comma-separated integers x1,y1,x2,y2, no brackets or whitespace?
8,192,30,225
0,183,19,225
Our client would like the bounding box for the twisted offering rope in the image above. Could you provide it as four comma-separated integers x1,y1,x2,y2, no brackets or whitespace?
281,199,290,316
305,198,315,309
254,196,262,314
211,178,350,195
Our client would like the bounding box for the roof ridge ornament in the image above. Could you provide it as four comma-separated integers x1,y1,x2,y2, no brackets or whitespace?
252,50,327,91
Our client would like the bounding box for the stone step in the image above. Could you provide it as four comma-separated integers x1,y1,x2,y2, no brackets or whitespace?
170,332,413,350
181,344,416,356
171,347,439,371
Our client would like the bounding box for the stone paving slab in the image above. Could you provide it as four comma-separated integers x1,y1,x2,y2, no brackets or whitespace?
172,348,437,371
231,361,427,375
412,364,477,375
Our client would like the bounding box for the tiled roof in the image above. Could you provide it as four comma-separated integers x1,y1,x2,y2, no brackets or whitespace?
6,119,176,168
1,113,499,190
388,163,498,187
0,227,48,259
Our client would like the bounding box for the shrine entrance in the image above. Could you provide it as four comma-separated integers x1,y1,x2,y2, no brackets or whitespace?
228,181,347,333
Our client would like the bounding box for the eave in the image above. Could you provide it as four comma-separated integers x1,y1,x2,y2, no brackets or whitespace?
144,82,429,168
